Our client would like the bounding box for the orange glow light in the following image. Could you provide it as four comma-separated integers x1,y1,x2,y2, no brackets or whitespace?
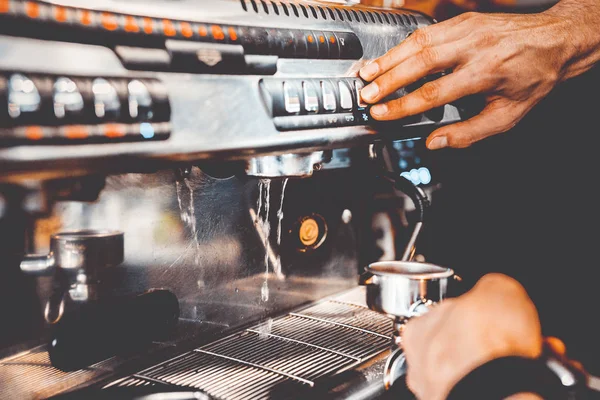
198,25,208,37
104,124,126,138
25,2,39,18
54,6,68,22
0,0,9,14
180,22,193,38
163,19,176,36
101,12,118,31
142,17,153,34
211,25,225,41
319,35,325,44
228,27,238,41
64,126,89,139
329,35,336,44
80,10,92,26
25,126,43,140
124,16,139,32
307,34,314,43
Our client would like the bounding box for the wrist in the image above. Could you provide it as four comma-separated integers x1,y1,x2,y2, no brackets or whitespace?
542,1,600,80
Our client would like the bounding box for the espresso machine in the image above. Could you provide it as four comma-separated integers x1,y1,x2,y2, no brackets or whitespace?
0,0,472,398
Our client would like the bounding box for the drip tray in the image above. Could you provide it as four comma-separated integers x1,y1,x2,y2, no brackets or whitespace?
105,287,393,400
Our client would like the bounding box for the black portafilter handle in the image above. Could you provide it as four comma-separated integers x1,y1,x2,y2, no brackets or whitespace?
49,288,179,371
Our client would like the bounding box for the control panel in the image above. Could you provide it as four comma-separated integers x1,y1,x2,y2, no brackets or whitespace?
261,77,445,131
0,72,170,144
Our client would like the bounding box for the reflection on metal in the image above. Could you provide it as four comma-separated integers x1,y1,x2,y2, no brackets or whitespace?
246,152,326,178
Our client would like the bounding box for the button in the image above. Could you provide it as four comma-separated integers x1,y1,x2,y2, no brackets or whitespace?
335,32,363,59
283,82,300,114
321,81,336,112
246,27,270,54
291,30,308,58
114,46,171,71
92,78,120,120
53,77,84,119
314,32,329,59
302,81,319,113
354,80,368,108
128,80,153,121
7,74,41,119
277,30,296,57
326,32,340,58
306,32,319,58
338,81,353,111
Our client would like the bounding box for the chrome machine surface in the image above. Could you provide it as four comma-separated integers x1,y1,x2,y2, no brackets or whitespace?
0,1,472,399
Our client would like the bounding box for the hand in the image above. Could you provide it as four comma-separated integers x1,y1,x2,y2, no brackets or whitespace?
358,11,576,150
402,273,543,400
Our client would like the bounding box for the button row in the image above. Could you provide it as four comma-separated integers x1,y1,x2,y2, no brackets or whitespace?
0,122,170,143
0,1,363,60
264,78,367,117
0,73,170,128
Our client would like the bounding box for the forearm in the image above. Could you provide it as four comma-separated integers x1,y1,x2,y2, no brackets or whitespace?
543,0,600,80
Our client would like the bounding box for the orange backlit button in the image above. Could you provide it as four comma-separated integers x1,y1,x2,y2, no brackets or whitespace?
25,126,43,140
319,35,325,44
306,32,319,58
307,34,314,43
198,24,208,38
163,19,176,37
64,125,89,139
25,1,39,18
79,10,92,26
228,27,238,42
180,22,193,38
142,17,153,34
211,25,225,41
104,124,126,138
0,0,9,14
124,16,139,33
54,6,68,22
101,12,118,31
329,35,336,44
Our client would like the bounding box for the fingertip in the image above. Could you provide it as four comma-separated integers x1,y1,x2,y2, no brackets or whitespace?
359,62,380,81
426,135,448,150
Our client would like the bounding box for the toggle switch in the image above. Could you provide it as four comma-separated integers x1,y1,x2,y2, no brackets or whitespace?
92,78,121,120
338,81,353,111
128,80,153,121
283,82,301,114
53,77,84,119
303,81,319,113
8,73,41,119
321,81,336,112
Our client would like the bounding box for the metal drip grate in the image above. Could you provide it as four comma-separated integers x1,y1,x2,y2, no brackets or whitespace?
0,347,113,400
108,294,392,399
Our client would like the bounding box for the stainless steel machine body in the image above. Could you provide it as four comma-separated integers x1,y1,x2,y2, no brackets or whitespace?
0,1,472,398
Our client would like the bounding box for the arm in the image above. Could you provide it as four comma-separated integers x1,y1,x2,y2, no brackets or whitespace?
358,0,600,150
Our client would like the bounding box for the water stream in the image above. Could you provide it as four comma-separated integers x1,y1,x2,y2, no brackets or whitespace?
275,178,289,279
